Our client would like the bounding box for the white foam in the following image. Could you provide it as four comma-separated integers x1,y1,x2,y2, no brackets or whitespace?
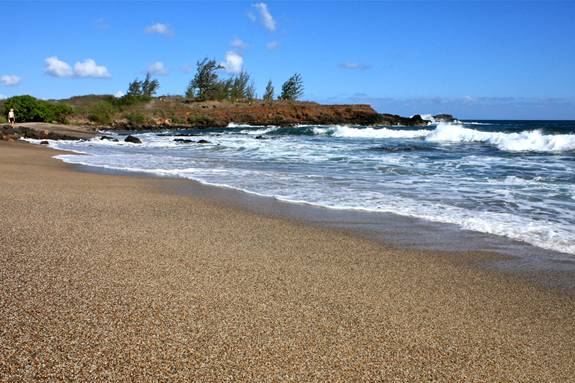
227,122,267,128
426,123,575,152
314,125,431,139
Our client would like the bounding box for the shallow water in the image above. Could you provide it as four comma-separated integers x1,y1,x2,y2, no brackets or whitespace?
35,119,575,256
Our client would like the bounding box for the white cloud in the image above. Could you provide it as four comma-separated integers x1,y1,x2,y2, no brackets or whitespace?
45,56,73,77
253,3,276,31
247,11,256,22
341,62,370,70
145,23,173,36
45,56,111,78
74,59,111,78
114,90,125,98
222,51,243,74
231,37,247,50
266,41,280,50
147,61,168,76
1,74,21,86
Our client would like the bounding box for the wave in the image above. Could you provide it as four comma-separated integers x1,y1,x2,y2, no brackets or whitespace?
426,123,575,152
307,123,575,152
314,125,432,139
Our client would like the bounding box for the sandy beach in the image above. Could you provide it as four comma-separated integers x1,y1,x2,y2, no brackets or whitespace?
1,141,574,381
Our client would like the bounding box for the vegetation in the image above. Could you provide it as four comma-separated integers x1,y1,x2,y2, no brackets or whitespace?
2,95,73,123
127,73,160,98
0,59,311,128
86,101,116,125
187,114,216,127
186,59,222,101
279,73,304,101
185,58,260,102
126,113,147,126
263,80,274,104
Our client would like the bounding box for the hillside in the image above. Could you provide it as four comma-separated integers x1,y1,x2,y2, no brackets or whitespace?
1,95,455,141
59,95,439,129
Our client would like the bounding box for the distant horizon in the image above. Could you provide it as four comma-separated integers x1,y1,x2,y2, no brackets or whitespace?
1,1,574,120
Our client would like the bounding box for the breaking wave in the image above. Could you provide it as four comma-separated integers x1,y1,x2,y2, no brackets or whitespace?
426,123,575,152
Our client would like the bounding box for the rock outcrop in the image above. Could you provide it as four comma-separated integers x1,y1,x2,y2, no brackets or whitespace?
124,135,142,144
432,114,456,123
1,123,95,141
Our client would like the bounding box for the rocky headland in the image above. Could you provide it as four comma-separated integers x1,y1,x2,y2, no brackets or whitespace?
1,96,454,141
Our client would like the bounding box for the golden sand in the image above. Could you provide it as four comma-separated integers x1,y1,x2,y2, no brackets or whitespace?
0,141,573,381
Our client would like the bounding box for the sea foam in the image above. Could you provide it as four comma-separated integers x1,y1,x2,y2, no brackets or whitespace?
426,123,575,152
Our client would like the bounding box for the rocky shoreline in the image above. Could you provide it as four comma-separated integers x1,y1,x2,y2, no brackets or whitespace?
1,100,454,142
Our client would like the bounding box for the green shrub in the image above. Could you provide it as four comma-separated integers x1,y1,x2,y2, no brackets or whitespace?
126,113,147,125
187,114,216,126
171,116,186,125
114,94,150,108
2,95,73,123
87,102,116,125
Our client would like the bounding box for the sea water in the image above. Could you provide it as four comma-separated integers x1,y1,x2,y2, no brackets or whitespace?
35,120,575,255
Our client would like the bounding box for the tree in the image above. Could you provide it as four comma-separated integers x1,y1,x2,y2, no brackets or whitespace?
141,73,160,97
279,73,304,101
263,80,274,104
186,58,221,100
126,74,159,99
127,79,143,97
230,71,250,101
246,81,256,101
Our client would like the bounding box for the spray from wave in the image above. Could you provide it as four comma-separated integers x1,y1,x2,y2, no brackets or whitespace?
305,123,575,153
425,123,575,152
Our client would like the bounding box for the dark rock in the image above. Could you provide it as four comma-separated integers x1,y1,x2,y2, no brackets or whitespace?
40,140,50,145
378,113,430,127
197,139,210,144
408,114,427,126
124,135,142,144
174,138,195,143
255,135,267,140
100,135,116,141
433,114,455,122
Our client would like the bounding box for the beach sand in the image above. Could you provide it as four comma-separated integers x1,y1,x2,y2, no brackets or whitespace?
1,141,573,381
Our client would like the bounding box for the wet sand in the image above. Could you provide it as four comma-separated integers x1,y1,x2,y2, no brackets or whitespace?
1,141,574,381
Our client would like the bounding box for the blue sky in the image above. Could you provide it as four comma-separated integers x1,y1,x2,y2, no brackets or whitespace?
1,0,574,119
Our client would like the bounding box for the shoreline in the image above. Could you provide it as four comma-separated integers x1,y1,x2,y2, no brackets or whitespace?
1,141,574,380
59,143,575,291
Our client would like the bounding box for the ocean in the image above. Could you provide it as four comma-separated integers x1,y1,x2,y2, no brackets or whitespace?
36,119,575,256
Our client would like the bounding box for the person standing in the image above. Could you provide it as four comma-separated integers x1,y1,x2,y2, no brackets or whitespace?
8,108,15,127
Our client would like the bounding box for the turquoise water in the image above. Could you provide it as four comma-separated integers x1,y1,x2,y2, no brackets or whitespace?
40,120,575,255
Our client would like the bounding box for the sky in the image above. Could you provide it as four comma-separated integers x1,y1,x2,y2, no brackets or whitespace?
1,0,574,119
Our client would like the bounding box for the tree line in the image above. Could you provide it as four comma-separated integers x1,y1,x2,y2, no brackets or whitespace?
124,57,304,103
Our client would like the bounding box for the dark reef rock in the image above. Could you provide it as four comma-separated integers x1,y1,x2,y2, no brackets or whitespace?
433,114,456,122
174,138,195,143
100,135,118,142
124,135,142,144
197,139,210,144
379,114,429,126
40,140,50,145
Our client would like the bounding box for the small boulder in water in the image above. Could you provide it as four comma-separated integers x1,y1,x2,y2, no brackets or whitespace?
174,138,195,143
125,135,142,144
255,135,267,140
40,140,50,145
100,135,119,142
197,139,210,144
